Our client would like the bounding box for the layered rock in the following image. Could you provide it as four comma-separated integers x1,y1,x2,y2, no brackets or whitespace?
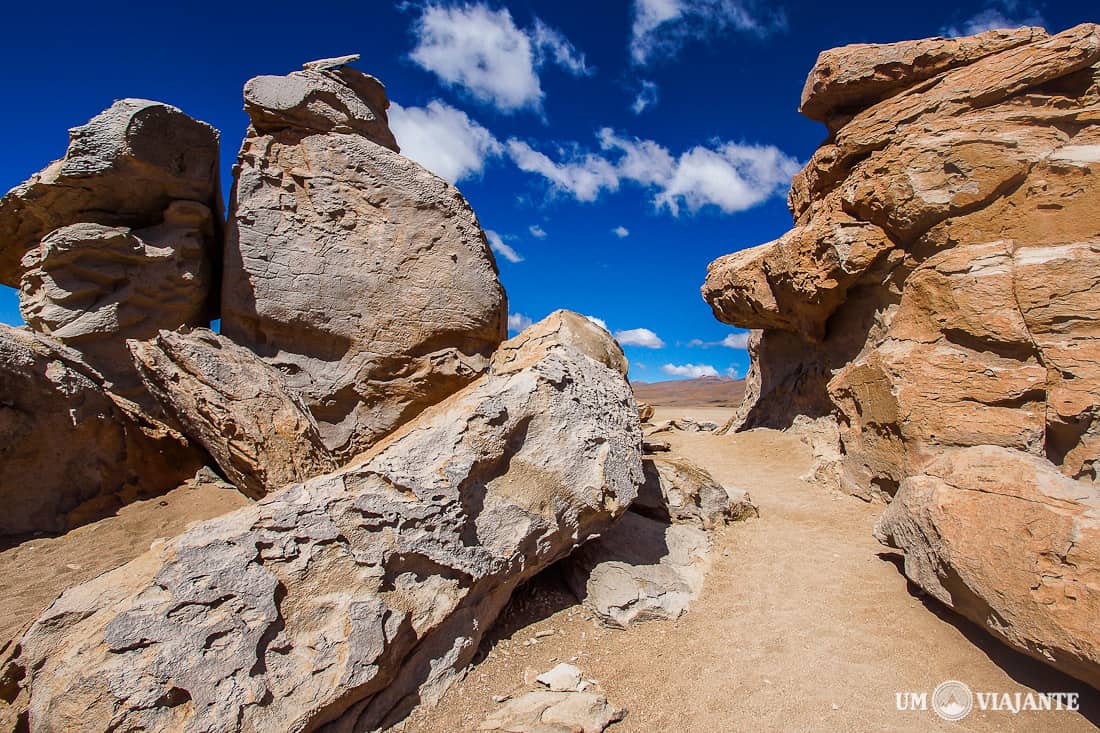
875,446,1100,688
19,204,216,402
0,98,221,288
703,24,1100,686
222,58,506,460
130,329,337,499
0,311,642,732
0,324,201,536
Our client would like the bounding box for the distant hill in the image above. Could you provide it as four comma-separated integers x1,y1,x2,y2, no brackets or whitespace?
632,376,746,407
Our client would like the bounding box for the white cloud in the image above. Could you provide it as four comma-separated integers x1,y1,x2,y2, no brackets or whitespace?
506,139,620,202
389,100,502,184
941,2,1044,37
725,365,741,378
614,328,665,348
721,332,750,349
509,128,799,215
655,142,801,215
687,331,751,349
508,312,534,332
613,226,630,238
585,315,609,331
410,3,590,113
632,80,659,114
661,363,719,378
485,229,524,263
529,224,548,238
630,0,784,65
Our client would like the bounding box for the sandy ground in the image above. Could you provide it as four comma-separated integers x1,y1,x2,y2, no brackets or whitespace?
408,407,1100,732
0,481,250,648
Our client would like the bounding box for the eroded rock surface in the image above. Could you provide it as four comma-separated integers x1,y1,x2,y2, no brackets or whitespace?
223,60,506,460
875,446,1100,689
0,325,201,536
479,690,626,733
0,99,221,288
0,311,642,732
130,328,337,499
703,24,1100,687
19,204,216,403
567,453,755,628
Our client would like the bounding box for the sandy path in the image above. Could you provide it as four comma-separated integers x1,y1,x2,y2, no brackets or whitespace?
411,414,1100,732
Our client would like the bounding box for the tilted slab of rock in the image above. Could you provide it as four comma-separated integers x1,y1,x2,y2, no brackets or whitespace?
567,453,755,627
800,27,1046,123
223,62,506,460
130,328,337,499
19,202,216,405
0,98,221,287
0,324,201,536
0,310,642,732
875,446,1100,689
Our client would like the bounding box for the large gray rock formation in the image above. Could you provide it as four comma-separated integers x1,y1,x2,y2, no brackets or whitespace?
0,324,202,536
0,99,221,288
130,328,337,499
0,311,642,732
222,59,506,461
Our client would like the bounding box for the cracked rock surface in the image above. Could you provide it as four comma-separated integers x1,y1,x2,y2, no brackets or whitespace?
0,310,642,732
222,62,506,462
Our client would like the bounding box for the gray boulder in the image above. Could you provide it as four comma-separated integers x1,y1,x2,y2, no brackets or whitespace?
0,311,642,732
222,60,507,461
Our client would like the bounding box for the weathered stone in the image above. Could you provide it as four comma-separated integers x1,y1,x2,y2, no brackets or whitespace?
565,511,711,629
637,402,654,423
478,690,626,733
302,54,361,71
129,329,337,499
243,63,399,147
704,22,1100,691
223,63,507,460
0,311,642,731
536,663,583,693
634,455,751,529
19,204,215,404
875,446,1100,689
0,324,202,537
800,27,1046,123
0,99,221,287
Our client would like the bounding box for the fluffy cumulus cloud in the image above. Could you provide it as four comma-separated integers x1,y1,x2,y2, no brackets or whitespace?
389,100,502,183
687,331,750,349
613,226,630,238
506,140,620,202
410,3,591,113
630,0,785,65
941,1,1044,37
507,312,534,332
661,363,719,378
614,327,665,348
632,79,660,114
485,230,524,263
529,224,548,238
507,127,799,215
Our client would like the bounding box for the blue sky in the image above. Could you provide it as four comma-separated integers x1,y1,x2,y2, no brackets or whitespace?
1,0,1096,381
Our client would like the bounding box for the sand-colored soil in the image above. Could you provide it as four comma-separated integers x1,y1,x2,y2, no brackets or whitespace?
410,408,1100,732
0,481,250,648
